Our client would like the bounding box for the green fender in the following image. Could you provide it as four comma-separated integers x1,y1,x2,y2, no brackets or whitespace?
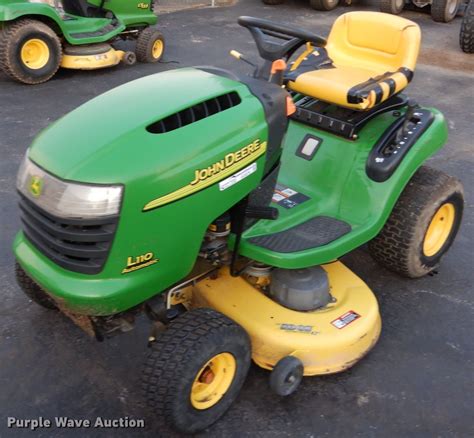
0,2,65,28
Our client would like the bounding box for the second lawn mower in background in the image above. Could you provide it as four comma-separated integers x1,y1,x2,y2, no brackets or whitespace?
0,0,165,85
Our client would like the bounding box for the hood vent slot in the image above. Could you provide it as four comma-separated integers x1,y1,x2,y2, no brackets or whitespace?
147,91,241,134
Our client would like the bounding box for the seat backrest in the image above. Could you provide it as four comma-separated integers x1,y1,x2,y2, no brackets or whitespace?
326,12,420,73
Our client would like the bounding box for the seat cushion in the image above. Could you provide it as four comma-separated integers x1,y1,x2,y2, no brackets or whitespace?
287,51,412,110
285,12,420,110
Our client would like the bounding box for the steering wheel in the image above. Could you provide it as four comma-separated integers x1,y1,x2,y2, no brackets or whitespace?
238,16,327,62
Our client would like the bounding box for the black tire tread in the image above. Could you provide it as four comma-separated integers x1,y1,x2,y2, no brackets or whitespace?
460,0,474,53
0,18,61,84
379,0,405,14
431,0,460,22
15,263,58,310
368,166,464,278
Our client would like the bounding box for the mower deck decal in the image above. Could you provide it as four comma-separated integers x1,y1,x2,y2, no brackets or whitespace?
331,310,361,329
143,140,267,211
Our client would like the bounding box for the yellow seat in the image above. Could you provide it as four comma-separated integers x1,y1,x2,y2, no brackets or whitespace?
286,12,421,110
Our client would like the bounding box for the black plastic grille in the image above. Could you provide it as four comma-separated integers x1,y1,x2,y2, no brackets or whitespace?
147,91,241,134
19,196,118,275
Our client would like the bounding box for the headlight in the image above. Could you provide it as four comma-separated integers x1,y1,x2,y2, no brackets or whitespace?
17,154,123,219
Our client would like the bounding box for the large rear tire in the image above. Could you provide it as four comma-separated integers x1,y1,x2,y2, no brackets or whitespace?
368,166,464,278
0,19,61,84
310,0,340,11
431,0,461,22
460,0,474,53
142,308,251,434
380,0,405,14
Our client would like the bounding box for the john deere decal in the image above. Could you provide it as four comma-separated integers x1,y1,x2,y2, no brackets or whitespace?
29,175,43,198
143,139,266,211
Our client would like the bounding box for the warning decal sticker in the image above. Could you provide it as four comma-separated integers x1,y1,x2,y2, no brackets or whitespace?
331,310,361,329
272,183,310,209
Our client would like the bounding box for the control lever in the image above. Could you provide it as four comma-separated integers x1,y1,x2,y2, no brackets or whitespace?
245,205,279,220
230,50,257,68
396,99,419,143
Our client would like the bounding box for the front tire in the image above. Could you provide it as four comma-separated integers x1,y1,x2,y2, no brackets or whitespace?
431,0,461,22
380,0,405,14
135,27,165,63
310,0,340,11
368,166,464,278
142,308,251,434
0,19,62,84
15,263,58,310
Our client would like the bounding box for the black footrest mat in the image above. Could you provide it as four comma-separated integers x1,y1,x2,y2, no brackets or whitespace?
248,216,351,253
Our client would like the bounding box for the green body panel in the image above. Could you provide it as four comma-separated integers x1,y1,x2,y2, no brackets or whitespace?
14,68,269,315
13,67,448,316
238,109,447,268
0,1,156,45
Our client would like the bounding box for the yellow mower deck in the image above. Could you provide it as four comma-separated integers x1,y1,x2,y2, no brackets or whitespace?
188,262,381,376
60,48,126,70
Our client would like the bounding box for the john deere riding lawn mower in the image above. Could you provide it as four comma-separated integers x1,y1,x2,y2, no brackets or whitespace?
13,11,464,433
0,0,164,84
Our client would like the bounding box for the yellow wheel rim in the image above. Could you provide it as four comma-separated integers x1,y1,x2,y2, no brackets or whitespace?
423,203,455,257
190,352,236,410
152,39,163,59
21,39,50,70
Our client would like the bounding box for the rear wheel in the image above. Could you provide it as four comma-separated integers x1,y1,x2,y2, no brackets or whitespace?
310,0,340,11
136,27,165,63
460,0,474,52
380,0,405,14
368,166,464,278
0,19,62,84
15,263,58,310
142,308,251,433
431,0,461,22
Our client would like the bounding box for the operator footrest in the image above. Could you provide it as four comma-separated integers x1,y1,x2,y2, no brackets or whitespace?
248,216,351,253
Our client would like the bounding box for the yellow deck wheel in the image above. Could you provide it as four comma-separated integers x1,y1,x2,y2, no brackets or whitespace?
423,203,455,257
21,39,50,70
190,352,236,410
152,39,164,60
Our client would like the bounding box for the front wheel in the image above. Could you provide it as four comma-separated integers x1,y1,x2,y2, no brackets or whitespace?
15,263,58,310
380,0,405,14
369,166,464,278
431,0,461,22
0,19,62,84
135,27,165,63
310,0,340,11
142,308,251,433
